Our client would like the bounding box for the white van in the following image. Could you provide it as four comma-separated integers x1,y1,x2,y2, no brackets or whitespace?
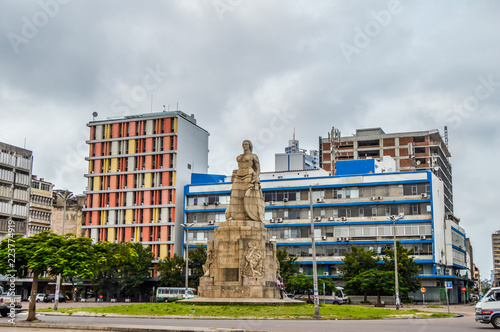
475,287,500,328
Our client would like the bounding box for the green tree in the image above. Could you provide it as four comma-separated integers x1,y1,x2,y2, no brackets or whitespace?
93,241,131,300
382,242,420,300
340,245,378,301
481,279,492,295
157,254,185,287
118,243,154,301
188,245,207,288
287,273,335,301
345,269,394,306
0,231,95,321
58,235,96,301
277,248,299,282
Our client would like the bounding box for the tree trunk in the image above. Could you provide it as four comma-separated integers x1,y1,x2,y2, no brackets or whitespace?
364,291,368,302
376,292,381,307
26,272,39,321
70,278,76,301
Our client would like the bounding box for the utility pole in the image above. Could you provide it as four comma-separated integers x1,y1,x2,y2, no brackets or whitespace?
54,190,73,311
309,185,320,318
182,222,196,299
388,213,404,310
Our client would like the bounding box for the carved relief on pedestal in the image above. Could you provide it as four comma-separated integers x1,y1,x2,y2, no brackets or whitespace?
242,241,264,277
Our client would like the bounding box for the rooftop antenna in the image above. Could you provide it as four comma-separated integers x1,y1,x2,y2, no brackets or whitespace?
444,126,449,148
163,105,166,112
176,102,179,111
92,112,98,121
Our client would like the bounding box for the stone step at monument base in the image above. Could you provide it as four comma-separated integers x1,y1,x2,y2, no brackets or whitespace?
198,283,279,299
180,297,304,306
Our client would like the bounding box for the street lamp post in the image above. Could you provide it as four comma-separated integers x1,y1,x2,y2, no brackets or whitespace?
309,185,321,319
54,189,73,311
182,222,196,299
387,213,404,310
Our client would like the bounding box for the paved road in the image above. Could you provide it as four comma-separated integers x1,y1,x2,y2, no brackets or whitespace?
3,302,488,332
4,311,489,332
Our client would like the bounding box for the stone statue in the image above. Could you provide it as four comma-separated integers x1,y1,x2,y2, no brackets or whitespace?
202,248,214,277
225,140,265,222
198,140,280,299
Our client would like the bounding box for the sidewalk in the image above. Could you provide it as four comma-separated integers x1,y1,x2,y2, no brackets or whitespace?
377,303,476,317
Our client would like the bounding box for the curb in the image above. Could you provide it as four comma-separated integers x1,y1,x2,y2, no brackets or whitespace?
0,322,251,332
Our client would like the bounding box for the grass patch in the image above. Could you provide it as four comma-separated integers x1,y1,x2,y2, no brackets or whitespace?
426,305,443,308
37,303,454,319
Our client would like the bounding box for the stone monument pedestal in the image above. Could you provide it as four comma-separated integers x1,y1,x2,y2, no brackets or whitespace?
198,220,279,299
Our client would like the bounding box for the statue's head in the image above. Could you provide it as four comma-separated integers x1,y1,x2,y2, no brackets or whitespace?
242,140,253,152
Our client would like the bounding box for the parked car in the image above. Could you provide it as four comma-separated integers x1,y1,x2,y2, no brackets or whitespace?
28,293,46,303
475,287,500,328
0,286,22,317
43,294,68,303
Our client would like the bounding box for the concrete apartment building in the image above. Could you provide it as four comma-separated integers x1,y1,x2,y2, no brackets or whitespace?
493,230,500,287
320,127,454,213
28,176,53,236
275,133,319,171
184,160,472,303
0,142,32,240
82,111,209,265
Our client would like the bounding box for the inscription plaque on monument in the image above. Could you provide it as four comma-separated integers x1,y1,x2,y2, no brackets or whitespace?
198,140,280,298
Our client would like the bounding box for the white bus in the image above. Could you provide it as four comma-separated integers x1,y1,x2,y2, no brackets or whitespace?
156,287,197,302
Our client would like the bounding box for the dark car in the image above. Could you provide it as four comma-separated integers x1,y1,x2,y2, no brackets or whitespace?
43,294,68,303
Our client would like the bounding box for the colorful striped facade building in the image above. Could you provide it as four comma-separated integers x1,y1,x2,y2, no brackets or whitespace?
83,111,209,264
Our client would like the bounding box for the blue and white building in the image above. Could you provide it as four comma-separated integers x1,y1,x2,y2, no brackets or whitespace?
183,160,472,303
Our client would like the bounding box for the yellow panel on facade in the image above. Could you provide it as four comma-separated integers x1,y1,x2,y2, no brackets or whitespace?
128,139,135,154
105,124,111,139
144,173,152,188
172,171,176,186
103,159,109,173
159,244,168,259
153,208,158,222
88,160,93,173
107,227,115,242
173,117,178,132
110,158,118,172
101,210,107,225
93,176,101,191
125,209,133,224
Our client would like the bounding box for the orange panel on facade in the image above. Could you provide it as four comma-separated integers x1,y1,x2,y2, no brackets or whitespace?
165,118,171,133
143,207,151,224
112,123,119,138
91,211,99,226
124,227,132,241
129,121,137,136
146,138,153,153
144,190,152,206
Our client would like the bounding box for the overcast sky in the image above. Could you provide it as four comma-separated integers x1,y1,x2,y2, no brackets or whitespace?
1,0,499,279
